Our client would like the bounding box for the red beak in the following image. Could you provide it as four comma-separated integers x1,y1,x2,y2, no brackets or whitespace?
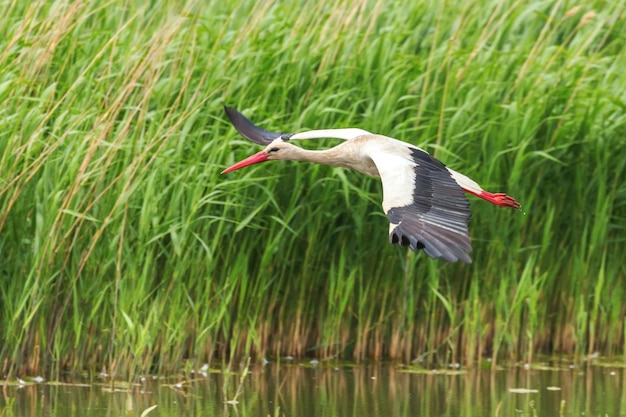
221,151,269,174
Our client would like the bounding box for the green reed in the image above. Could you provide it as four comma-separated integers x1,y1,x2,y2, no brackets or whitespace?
0,0,624,378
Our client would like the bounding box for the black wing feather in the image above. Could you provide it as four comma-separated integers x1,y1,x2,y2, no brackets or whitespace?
224,106,284,145
386,148,472,263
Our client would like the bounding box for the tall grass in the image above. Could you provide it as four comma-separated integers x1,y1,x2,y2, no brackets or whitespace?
1,0,624,378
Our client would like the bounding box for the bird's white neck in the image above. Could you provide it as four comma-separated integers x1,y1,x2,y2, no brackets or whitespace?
285,141,379,176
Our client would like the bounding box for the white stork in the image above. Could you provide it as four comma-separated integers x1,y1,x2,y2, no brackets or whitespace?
221,106,520,263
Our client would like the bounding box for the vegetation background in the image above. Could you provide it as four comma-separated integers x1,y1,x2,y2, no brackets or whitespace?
0,0,624,379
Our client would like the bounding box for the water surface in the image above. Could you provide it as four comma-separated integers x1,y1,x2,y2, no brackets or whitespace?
2,362,624,416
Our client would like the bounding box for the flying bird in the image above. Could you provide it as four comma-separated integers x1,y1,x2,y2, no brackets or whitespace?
221,106,520,263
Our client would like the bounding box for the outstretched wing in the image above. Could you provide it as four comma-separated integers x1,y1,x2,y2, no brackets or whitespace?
224,106,284,145
369,143,473,263
225,106,372,144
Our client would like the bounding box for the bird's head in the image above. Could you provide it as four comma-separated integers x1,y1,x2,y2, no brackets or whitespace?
221,140,300,174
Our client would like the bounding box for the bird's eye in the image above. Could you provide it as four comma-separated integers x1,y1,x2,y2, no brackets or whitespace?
269,147,280,152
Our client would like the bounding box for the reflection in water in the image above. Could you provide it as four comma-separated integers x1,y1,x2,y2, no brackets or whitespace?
1,363,624,416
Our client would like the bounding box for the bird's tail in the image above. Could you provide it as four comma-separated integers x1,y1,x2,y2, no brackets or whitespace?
447,168,521,209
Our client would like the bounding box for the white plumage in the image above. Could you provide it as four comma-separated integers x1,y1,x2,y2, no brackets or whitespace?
221,107,520,263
